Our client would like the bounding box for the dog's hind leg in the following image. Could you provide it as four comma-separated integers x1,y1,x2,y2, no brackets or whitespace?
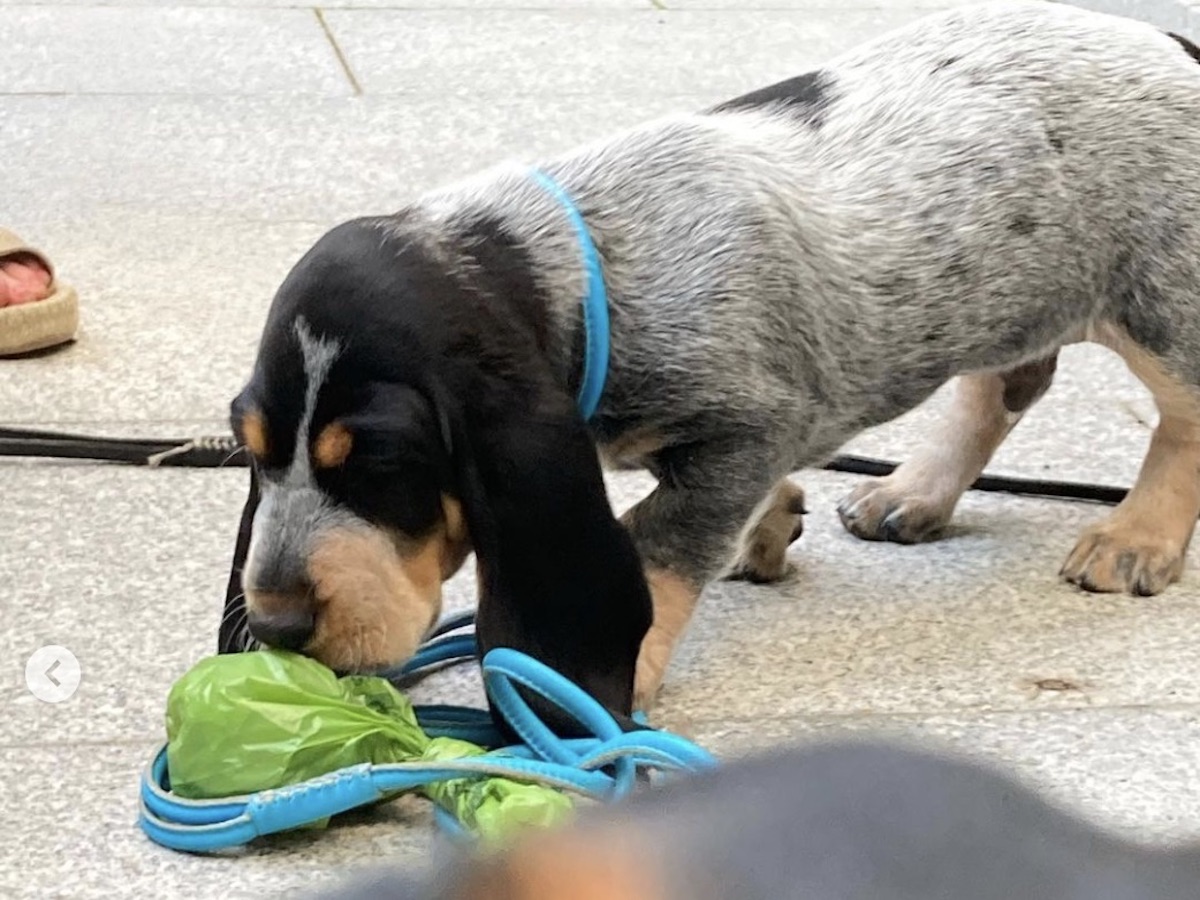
838,355,1058,544
1060,324,1200,595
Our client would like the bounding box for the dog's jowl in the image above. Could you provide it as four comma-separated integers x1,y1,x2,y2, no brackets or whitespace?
227,1,1200,712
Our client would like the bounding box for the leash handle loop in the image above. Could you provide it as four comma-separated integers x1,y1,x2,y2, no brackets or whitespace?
482,648,639,799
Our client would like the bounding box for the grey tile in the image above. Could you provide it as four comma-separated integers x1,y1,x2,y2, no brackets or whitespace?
0,215,326,426
5,709,1200,899
0,7,350,96
0,463,487,746
1062,0,1191,32
0,89,688,426
676,706,1200,843
0,741,439,900
0,466,254,746
638,467,1200,723
324,8,942,99
656,0,1161,8
2,93,684,228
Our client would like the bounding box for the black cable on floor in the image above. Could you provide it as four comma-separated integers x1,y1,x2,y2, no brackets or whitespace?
0,426,246,467
0,426,1129,505
822,454,1129,505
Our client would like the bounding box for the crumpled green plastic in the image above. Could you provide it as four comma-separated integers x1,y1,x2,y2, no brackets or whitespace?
164,648,573,843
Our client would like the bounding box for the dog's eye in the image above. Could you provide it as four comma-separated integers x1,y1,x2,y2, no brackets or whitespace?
317,454,443,537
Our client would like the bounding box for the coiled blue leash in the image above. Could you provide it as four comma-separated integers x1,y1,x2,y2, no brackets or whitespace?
138,611,718,853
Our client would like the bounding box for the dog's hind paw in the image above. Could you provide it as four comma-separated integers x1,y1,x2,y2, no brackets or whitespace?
1060,523,1185,596
727,479,806,583
837,479,953,545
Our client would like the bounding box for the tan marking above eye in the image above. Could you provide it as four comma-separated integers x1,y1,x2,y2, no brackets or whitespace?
241,410,270,459
313,422,354,469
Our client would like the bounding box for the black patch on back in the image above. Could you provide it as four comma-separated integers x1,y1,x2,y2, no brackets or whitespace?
1048,133,1065,153
1009,214,1038,236
933,55,960,72
1168,32,1200,65
713,70,837,128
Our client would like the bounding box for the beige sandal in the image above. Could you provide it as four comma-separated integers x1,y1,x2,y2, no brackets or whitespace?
0,228,80,356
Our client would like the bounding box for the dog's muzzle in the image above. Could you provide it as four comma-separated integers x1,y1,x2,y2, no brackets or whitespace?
242,483,328,651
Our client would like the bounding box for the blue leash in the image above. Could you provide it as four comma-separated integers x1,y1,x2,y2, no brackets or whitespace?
138,613,717,853
139,173,666,852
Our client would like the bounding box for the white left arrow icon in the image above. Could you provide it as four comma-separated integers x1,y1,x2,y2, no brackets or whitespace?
25,646,81,703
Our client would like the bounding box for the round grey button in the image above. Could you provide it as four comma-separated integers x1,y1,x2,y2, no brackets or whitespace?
25,645,82,703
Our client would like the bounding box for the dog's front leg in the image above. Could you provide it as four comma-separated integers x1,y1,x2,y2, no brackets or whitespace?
620,440,784,711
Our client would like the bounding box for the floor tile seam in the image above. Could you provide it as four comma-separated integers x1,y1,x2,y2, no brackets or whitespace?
314,7,365,95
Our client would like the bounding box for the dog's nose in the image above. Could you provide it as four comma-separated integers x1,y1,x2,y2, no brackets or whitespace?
247,600,316,651
243,542,317,651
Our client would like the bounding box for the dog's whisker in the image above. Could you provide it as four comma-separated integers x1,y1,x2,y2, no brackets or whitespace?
219,596,248,630
220,443,247,468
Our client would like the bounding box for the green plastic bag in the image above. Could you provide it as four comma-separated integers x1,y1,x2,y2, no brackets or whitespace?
164,649,573,843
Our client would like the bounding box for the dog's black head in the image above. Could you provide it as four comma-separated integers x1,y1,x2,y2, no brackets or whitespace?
228,215,652,722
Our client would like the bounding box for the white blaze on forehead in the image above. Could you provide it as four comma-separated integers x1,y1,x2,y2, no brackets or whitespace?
287,316,342,488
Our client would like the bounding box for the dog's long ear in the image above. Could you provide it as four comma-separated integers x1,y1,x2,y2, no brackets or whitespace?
219,463,260,654
431,378,653,728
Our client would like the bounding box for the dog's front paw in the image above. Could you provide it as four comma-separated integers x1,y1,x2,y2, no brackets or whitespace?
727,557,798,584
837,478,953,544
1061,522,1185,596
632,651,666,715
728,481,806,584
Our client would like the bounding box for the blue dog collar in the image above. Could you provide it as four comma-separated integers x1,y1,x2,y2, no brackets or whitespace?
528,169,610,422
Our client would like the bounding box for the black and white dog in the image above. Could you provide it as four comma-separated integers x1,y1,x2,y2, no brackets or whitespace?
225,1,1200,722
